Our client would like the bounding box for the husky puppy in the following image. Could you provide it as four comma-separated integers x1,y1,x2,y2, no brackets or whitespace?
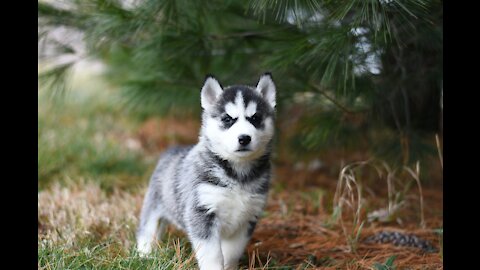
136,73,276,270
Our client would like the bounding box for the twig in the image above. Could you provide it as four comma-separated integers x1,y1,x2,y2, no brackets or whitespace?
309,83,354,115
435,134,443,169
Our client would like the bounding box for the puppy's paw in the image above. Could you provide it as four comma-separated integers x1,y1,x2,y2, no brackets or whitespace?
136,242,152,258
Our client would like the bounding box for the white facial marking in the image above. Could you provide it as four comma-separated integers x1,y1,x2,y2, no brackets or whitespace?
225,102,239,118
245,102,257,117
224,91,245,118
234,91,244,118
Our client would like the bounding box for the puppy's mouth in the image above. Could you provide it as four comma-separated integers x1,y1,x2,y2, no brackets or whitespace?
235,148,251,152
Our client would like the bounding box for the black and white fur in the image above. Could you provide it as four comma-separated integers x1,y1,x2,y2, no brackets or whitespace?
136,73,276,270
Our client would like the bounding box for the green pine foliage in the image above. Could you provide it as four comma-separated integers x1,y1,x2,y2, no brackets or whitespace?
38,0,443,165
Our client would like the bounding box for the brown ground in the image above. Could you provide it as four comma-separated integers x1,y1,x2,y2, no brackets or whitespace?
246,178,443,269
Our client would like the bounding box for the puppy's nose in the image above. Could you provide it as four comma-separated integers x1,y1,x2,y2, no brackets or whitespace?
238,135,251,146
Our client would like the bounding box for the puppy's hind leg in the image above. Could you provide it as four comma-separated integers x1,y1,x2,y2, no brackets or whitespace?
155,219,168,242
136,205,164,257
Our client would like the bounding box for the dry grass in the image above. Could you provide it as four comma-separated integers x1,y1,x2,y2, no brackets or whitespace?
38,171,442,269
248,187,442,269
38,179,143,250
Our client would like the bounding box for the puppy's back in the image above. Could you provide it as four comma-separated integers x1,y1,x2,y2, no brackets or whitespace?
142,145,195,229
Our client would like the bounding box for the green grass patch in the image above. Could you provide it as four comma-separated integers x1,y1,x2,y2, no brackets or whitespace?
39,237,196,270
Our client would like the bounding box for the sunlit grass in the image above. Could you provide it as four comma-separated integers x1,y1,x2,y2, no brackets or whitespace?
38,180,196,270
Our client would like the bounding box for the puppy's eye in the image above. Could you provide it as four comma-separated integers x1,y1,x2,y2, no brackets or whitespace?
221,115,236,125
248,113,262,125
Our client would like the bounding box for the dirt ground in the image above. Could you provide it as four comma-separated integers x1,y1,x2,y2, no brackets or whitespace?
245,171,443,269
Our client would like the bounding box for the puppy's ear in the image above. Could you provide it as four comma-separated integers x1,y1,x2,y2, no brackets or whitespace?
255,72,276,108
201,75,223,111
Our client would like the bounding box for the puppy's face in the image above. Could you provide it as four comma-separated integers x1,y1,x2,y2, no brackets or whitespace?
200,74,276,162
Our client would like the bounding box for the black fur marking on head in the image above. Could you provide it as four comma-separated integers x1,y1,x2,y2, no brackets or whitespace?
220,114,237,129
211,86,275,130
260,72,272,79
205,74,216,80
246,113,263,129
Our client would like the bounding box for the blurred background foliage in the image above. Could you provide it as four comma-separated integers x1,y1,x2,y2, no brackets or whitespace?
38,0,443,167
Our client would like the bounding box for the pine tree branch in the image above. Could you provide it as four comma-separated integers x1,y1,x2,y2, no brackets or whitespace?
207,28,289,40
309,83,354,115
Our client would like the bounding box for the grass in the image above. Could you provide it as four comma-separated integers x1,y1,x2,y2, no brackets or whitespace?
332,160,371,253
434,228,443,259
39,232,196,270
330,159,430,254
38,180,197,270
37,180,312,270
38,63,443,269
373,255,397,270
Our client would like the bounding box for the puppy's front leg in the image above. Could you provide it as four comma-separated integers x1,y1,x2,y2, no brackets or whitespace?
187,205,224,270
221,227,251,270
191,235,224,270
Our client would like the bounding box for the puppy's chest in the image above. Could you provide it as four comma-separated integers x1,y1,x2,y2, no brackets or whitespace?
197,183,266,235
